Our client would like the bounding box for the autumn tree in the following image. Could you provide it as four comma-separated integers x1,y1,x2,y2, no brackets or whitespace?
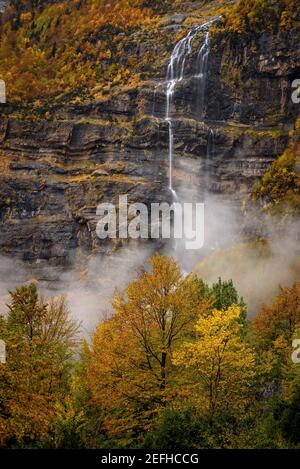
250,281,300,408
252,282,300,381
86,254,210,442
0,283,79,448
49,339,107,449
253,282,300,349
173,306,256,419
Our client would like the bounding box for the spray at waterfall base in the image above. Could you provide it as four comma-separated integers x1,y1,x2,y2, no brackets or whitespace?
95,18,227,264
96,195,205,251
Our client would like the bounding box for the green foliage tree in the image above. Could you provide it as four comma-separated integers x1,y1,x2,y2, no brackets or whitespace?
142,407,210,450
194,277,248,330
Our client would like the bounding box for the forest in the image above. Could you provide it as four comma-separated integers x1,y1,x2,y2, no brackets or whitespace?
0,255,300,449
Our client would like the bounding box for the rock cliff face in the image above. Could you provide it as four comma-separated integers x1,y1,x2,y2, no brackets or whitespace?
0,7,299,267
0,117,171,266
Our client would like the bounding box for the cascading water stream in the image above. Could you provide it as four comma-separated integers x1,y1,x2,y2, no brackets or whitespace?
195,30,211,120
152,17,220,267
165,25,203,192
205,128,215,192
164,18,219,196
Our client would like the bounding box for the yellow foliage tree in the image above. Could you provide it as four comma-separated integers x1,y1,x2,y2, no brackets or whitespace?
172,306,256,418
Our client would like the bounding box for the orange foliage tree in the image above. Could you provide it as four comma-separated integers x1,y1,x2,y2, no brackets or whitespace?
85,254,210,442
252,282,300,386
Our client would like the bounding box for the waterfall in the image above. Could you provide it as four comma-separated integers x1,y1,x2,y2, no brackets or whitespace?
152,17,220,268
164,18,219,195
205,128,215,193
195,30,211,120
165,25,203,192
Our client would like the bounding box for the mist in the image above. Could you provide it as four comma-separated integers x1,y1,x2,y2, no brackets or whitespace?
162,153,299,315
0,242,156,334
194,216,300,315
0,179,298,332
